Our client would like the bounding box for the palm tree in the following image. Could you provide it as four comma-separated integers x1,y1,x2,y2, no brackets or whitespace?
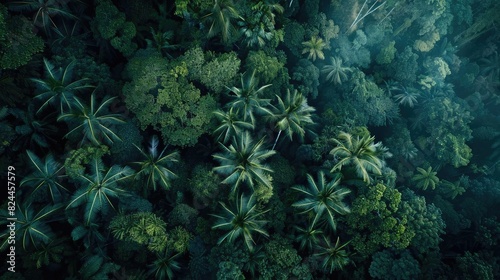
322,56,352,85
392,84,420,107
66,158,133,224
294,223,324,251
292,171,350,231
57,94,125,146
439,179,465,199
267,89,315,150
148,251,181,280
31,59,93,115
330,131,390,184
20,150,68,203
133,135,179,193
78,254,121,279
211,194,269,251
0,202,63,251
10,104,57,152
226,71,272,125
411,166,439,190
314,236,351,273
7,0,79,35
213,107,254,144
302,36,326,61
213,132,275,194
201,0,242,43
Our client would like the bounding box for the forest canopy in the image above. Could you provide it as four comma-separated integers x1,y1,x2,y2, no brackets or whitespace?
0,0,499,279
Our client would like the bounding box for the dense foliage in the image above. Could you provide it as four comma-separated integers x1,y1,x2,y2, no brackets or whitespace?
1,0,499,279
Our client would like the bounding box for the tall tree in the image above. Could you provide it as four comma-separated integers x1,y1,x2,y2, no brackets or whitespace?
330,131,391,184
213,107,254,144
31,59,93,115
201,0,242,44
302,36,326,61
133,135,179,193
0,202,63,251
314,236,351,273
292,171,350,231
66,158,133,224
267,89,315,150
21,150,68,204
322,56,352,85
213,132,275,194
411,166,439,191
212,194,269,250
226,71,272,126
57,94,124,146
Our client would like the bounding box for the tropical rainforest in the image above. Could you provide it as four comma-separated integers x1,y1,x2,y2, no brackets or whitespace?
0,0,499,279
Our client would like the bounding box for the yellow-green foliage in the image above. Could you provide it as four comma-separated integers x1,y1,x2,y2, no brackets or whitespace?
123,51,216,147
0,7,43,70
64,145,110,179
166,226,193,253
189,164,221,208
109,212,168,253
343,183,415,257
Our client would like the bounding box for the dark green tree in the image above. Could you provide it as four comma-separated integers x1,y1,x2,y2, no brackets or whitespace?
133,135,179,193
31,59,93,115
123,55,216,147
322,56,352,85
314,236,351,273
212,194,269,251
301,36,326,61
411,166,439,191
369,250,421,280
21,150,67,203
1,202,62,251
148,251,181,280
58,94,125,146
0,4,44,70
226,71,272,125
92,0,137,56
292,171,350,231
7,0,78,35
213,132,275,193
238,1,283,48
267,89,315,149
330,131,391,184
201,0,241,44
342,183,415,257
294,223,323,251
109,212,168,253
66,158,133,224
213,107,254,144
9,104,57,151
